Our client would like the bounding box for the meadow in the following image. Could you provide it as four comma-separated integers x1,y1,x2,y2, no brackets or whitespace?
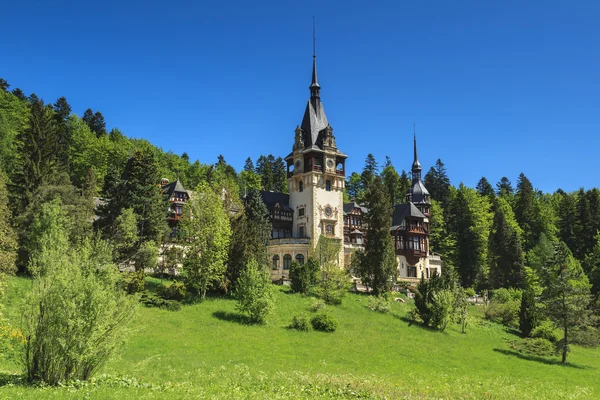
1,276,599,399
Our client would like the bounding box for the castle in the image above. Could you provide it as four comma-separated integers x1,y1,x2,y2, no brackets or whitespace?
261,51,441,283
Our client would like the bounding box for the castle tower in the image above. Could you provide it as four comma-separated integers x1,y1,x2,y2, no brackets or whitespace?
406,132,431,217
284,50,347,264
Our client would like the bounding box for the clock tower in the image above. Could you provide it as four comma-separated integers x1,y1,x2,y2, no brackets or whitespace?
284,51,347,264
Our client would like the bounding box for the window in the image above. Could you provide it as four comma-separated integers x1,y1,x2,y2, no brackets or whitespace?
283,254,292,270
299,225,305,238
299,180,303,192
296,254,305,265
299,207,305,217
326,180,331,191
408,266,417,277
325,224,334,235
272,255,280,270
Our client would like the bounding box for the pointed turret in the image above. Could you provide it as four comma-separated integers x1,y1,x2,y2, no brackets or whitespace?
407,129,430,209
412,131,422,180
310,55,321,99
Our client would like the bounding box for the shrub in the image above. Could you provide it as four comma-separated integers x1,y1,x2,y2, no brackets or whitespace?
235,259,274,324
367,295,391,314
484,288,522,327
464,287,476,298
122,270,145,294
22,203,136,385
162,280,186,301
139,291,181,311
507,338,557,357
430,290,454,332
308,298,326,313
290,258,319,294
311,313,338,332
531,322,559,343
314,262,349,305
289,313,312,331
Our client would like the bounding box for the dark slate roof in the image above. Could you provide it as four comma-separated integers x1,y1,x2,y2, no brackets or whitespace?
163,180,189,198
300,99,329,148
410,179,430,204
260,191,293,212
390,202,425,230
343,202,368,215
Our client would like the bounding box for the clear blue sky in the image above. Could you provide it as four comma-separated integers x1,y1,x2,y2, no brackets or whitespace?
3,1,599,193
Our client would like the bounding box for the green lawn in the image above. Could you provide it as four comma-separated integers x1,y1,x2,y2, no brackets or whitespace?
1,276,599,399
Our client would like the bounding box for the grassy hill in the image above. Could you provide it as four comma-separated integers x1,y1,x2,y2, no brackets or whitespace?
1,276,599,399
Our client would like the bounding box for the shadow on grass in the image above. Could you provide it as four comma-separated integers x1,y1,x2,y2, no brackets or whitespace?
212,310,253,325
493,348,589,369
0,372,24,387
393,314,440,332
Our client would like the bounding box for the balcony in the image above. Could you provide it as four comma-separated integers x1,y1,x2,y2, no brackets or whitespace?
312,165,322,172
268,238,311,246
336,169,344,175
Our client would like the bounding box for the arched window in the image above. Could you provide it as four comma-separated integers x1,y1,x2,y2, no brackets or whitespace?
299,180,303,192
283,254,292,270
296,254,305,265
272,255,280,270
325,224,334,236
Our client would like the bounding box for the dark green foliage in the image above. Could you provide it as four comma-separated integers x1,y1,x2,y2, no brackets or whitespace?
311,313,338,332
235,259,274,324
496,177,514,198
52,97,72,170
358,176,397,295
139,291,181,311
531,322,559,343
82,108,107,137
360,153,378,193
12,88,27,101
381,156,402,206
289,258,319,294
367,294,391,313
476,177,495,198
272,156,287,193
413,272,446,327
345,172,364,202
519,288,539,337
514,173,545,251
122,270,146,294
227,189,271,290
488,204,525,289
484,288,522,327
243,157,255,172
161,280,187,301
507,338,557,357
256,154,274,191
289,313,312,331
556,190,578,256
423,159,451,207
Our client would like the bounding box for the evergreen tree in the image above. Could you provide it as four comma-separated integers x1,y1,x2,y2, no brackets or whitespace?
514,173,544,251
583,232,600,301
0,78,8,91
243,157,255,172
556,190,578,255
82,108,107,137
476,177,495,198
399,169,411,201
272,156,287,193
360,154,378,193
543,242,593,364
12,88,27,101
345,172,364,202
574,189,600,260
381,156,402,206
53,97,72,171
424,159,451,207
496,177,514,198
488,201,525,289
226,189,271,290
429,199,456,259
358,176,397,294
447,184,492,288
235,259,274,324
256,155,274,191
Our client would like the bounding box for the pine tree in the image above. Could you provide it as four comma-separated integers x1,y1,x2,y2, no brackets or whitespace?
82,108,107,137
360,154,378,193
543,242,593,364
514,173,544,251
496,177,514,198
488,202,525,289
53,97,72,171
12,88,27,101
345,172,364,202
556,190,578,256
476,177,495,198
423,159,451,207
0,78,9,91
272,156,287,193
256,155,274,191
399,170,411,201
358,176,397,294
243,157,255,172
381,156,402,206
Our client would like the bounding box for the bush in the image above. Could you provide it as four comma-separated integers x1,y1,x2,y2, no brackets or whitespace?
507,338,557,357
464,287,476,298
531,321,558,343
367,295,391,314
314,262,349,305
311,313,338,332
289,313,312,331
430,290,453,332
139,291,181,311
290,258,319,294
162,280,186,301
235,259,274,324
484,288,522,327
308,298,326,313
122,269,146,294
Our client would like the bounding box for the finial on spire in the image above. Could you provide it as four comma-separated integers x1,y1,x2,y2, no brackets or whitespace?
310,16,320,99
412,124,421,174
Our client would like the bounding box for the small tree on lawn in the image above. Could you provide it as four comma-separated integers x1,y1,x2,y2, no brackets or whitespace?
180,182,231,299
543,242,593,364
453,286,470,334
235,259,274,324
314,261,349,305
289,257,319,294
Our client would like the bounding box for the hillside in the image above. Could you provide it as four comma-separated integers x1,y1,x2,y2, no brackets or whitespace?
1,276,598,399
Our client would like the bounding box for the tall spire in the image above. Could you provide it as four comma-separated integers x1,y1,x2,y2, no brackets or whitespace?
412,125,422,179
310,16,320,99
